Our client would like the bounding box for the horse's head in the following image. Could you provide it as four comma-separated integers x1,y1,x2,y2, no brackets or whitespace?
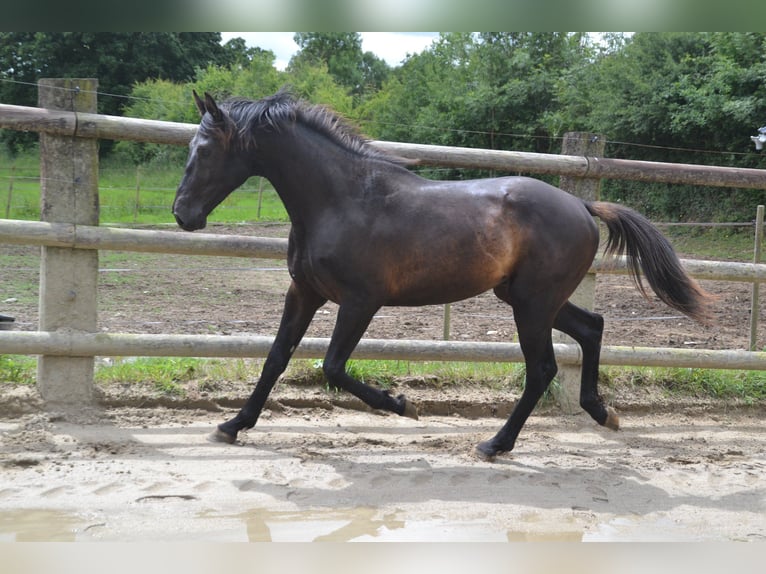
173,91,252,231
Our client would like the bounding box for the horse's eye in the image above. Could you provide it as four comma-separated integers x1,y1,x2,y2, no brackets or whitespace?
198,147,212,159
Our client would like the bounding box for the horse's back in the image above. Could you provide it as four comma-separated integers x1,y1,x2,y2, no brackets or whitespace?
369,174,599,305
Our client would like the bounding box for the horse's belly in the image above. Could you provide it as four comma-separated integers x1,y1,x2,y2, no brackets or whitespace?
383,266,506,307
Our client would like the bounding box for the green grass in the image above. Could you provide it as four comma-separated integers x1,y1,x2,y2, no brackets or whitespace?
0,355,36,385
603,366,766,404
285,359,526,391
1,149,289,224
3,354,763,405
93,357,256,396
663,226,759,262
0,355,525,397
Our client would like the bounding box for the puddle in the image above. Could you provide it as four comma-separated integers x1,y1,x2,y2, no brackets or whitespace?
583,516,703,542
507,530,583,542
0,507,713,542
231,508,714,542
231,507,404,542
0,509,82,542
233,508,584,542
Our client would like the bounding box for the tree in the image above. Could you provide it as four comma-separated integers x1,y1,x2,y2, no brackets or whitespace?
116,47,353,165
116,48,286,165
221,37,277,71
557,32,766,220
362,32,593,169
291,33,390,100
0,32,230,152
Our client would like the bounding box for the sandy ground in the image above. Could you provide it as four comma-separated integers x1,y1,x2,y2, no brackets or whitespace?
2,223,766,542
1,383,764,542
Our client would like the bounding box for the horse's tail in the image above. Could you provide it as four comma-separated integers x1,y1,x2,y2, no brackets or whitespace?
585,201,714,325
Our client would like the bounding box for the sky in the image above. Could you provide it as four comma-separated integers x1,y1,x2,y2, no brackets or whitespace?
220,32,439,70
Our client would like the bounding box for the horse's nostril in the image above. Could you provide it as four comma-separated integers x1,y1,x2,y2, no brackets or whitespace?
174,213,185,228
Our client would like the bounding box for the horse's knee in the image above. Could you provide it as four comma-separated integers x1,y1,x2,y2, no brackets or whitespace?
585,312,604,336
544,361,558,383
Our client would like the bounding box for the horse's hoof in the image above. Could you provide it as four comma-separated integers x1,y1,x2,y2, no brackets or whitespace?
475,440,502,462
400,396,419,420
207,427,237,444
604,406,620,431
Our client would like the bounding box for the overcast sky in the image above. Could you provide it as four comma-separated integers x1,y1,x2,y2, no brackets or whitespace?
220,32,439,70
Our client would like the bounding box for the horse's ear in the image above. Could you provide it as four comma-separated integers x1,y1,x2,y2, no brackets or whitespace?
204,92,224,123
192,90,206,117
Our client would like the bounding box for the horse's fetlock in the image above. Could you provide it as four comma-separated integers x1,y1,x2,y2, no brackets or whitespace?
321,361,344,380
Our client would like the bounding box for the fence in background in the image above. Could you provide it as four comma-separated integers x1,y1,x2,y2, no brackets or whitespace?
0,78,765,408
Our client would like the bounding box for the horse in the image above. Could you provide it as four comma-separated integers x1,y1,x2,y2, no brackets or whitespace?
173,89,713,460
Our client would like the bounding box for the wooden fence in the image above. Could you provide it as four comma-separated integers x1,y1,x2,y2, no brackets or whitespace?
1,78,765,407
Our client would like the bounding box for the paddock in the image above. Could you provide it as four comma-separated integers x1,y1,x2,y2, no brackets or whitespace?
1,78,766,544
0,78,765,410
1,397,765,542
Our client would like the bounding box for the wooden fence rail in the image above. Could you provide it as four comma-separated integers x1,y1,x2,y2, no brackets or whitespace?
1,79,765,408
2,331,765,371
2,218,766,283
2,101,766,189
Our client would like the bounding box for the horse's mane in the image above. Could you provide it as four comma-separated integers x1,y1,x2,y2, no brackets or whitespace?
213,89,408,165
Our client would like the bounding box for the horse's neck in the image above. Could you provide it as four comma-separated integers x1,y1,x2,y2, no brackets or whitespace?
260,126,364,225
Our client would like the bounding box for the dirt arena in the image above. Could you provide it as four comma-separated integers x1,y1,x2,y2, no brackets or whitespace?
1,223,765,542
1,394,764,542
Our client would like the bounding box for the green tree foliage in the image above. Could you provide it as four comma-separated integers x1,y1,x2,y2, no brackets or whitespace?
560,32,766,220
5,31,766,221
561,33,766,163
113,80,194,165
364,32,766,218
115,48,352,164
291,33,390,100
362,32,593,178
0,32,231,152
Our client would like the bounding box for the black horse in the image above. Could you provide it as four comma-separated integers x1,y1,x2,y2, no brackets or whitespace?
173,90,712,460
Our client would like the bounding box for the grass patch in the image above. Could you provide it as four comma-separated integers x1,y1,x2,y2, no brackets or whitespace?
283,359,526,391
2,354,764,405
603,366,766,404
1,150,289,224
93,357,258,396
0,355,36,385
663,226,758,261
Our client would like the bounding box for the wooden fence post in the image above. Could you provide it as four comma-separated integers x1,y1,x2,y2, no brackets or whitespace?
37,78,99,405
554,132,606,414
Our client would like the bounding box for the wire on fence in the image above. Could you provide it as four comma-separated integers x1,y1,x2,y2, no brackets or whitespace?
3,75,765,161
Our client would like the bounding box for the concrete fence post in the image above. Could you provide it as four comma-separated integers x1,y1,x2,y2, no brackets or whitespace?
554,132,606,414
36,78,99,405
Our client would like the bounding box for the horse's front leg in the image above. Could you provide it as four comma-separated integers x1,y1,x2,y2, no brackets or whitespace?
322,300,418,419
211,280,326,444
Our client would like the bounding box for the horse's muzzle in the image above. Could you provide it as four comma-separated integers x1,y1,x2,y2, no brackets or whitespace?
173,211,206,232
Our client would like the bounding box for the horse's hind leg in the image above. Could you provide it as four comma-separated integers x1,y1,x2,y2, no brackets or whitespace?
213,280,326,443
553,302,619,431
476,303,559,460
322,300,418,419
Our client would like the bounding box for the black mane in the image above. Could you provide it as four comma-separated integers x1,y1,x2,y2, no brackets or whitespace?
216,89,404,164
